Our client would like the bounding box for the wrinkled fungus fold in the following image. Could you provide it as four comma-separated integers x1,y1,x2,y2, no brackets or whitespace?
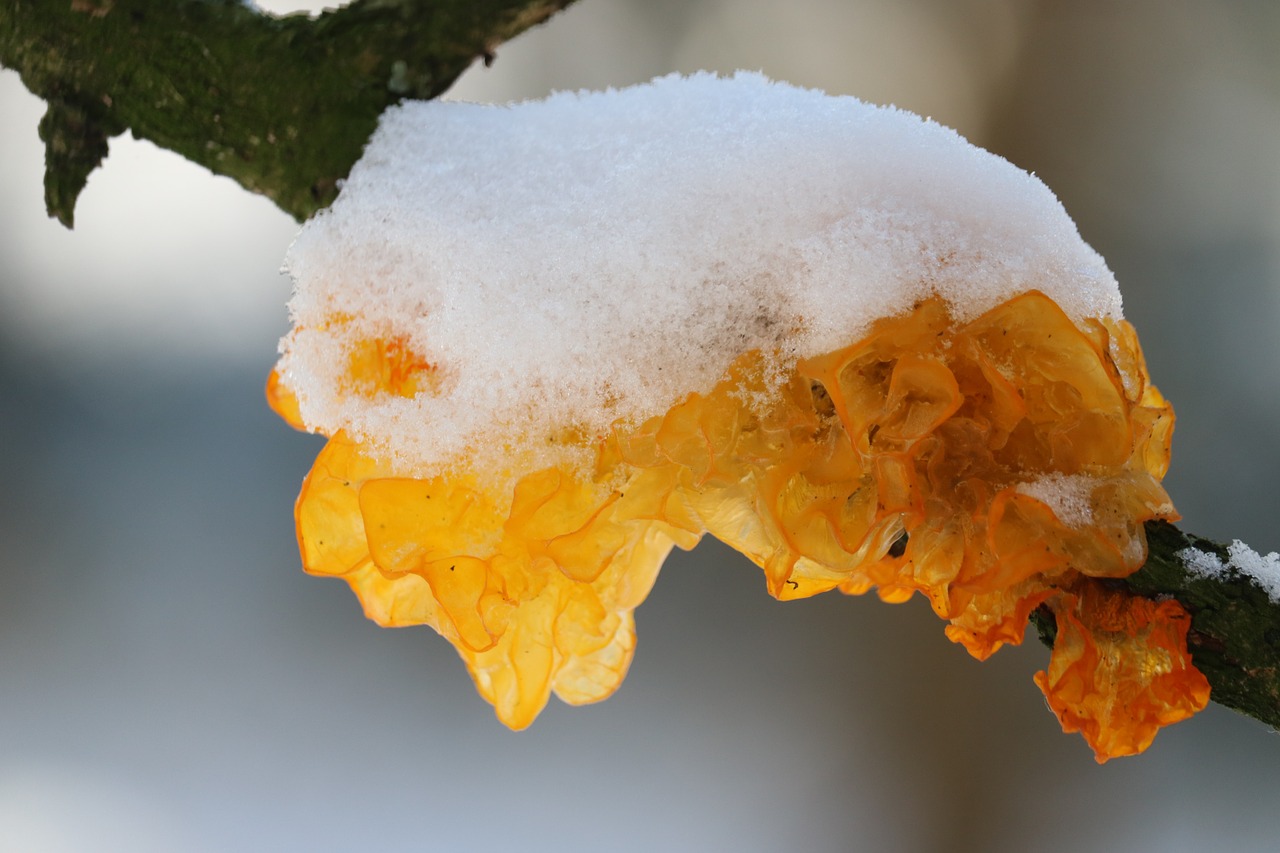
1034,581,1209,762
270,72,1209,760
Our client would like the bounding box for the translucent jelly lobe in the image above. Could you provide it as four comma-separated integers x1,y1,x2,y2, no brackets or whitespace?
270,290,1201,758
1035,582,1209,762
290,431,686,730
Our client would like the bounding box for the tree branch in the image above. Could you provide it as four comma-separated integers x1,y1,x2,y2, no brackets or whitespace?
0,0,577,226
1034,520,1280,730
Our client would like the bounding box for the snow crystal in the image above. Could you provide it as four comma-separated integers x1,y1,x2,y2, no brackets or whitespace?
277,71,1123,477
1015,474,1097,529
1180,541,1280,603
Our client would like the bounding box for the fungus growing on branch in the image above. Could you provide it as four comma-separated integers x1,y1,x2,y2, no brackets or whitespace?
269,72,1207,759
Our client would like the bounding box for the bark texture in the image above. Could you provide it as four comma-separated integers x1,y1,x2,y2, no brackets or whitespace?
0,0,576,225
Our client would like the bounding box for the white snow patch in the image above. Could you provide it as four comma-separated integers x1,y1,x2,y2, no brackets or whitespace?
1015,473,1098,529
1180,540,1280,603
276,71,1123,478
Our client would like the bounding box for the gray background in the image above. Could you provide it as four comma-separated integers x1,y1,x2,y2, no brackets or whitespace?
1,1,1277,850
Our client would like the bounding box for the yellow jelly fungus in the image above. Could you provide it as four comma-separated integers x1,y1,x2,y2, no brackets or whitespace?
1034,581,1210,762
268,290,1207,757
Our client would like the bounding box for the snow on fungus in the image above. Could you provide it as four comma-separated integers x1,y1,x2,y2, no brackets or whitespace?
269,72,1202,758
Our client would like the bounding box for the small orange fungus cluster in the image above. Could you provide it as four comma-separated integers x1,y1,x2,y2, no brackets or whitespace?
269,290,1208,760
1035,582,1209,761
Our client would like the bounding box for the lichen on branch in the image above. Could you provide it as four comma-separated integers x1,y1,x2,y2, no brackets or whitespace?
0,0,576,226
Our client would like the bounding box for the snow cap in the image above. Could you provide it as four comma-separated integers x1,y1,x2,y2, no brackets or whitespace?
277,71,1122,476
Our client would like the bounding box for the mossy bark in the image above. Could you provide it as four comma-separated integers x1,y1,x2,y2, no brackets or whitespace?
0,0,576,226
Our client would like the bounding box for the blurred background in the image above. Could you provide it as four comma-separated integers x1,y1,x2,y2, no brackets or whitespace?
2,0,1278,850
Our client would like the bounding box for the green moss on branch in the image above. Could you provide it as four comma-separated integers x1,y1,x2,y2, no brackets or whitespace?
1,0,576,226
